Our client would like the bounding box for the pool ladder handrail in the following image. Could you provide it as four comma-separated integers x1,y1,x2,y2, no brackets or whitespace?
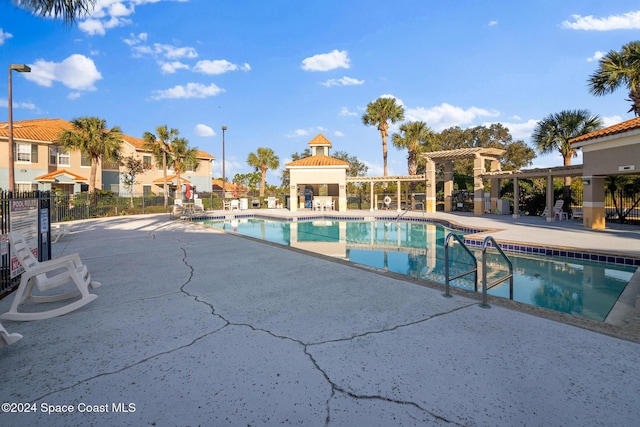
480,236,514,308
444,232,478,297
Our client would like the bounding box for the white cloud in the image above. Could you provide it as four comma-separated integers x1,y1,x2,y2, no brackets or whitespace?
194,124,215,137
562,10,640,31
193,59,251,75
123,32,148,46
321,76,364,87
488,20,498,27
0,28,13,45
286,129,310,138
587,51,605,62
67,92,82,100
301,49,350,71
405,103,499,131
0,99,36,110
151,82,224,100
159,61,190,74
602,115,623,127
333,131,344,137
24,54,102,91
339,107,357,116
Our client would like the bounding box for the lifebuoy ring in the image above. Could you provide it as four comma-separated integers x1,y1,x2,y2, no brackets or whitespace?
384,196,392,205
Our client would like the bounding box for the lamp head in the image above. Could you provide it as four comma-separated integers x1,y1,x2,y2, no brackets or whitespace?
10,64,31,73
221,125,227,131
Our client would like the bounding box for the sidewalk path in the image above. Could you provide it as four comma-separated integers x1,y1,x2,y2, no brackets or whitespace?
1,214,638,426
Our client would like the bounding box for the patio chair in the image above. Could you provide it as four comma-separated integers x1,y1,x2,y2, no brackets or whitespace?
173,199,185,216
313,199,323,211
1,231,101,321
230,199,240,211
553,200,568,221
267,196,277,209
325,200,334,211
51,223,74,243
0,321,22,347
193,198,205,214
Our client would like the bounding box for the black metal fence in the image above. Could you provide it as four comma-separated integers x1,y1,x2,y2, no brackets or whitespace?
605,188,640,224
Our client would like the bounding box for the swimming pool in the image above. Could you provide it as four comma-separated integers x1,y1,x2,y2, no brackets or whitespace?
197,217,636,322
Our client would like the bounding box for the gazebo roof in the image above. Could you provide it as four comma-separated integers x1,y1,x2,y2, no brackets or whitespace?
307,133,332,147
286,155,349,168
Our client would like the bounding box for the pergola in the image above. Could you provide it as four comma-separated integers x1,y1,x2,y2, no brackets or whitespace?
481,165,583,220
345,174,427,211
423,147,505,215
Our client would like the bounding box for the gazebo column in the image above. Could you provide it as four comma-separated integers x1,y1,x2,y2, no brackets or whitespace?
338,182,346,212
546,174,555,222
289,184,298,212
490,177,500,213
370,181,375,211
396,179,401,212
425,159,436,213
512,177,520,218
473,154,485,216
443,161,454,212
582,176,606,229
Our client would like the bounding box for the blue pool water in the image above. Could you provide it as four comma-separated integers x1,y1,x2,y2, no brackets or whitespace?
198,218,636,322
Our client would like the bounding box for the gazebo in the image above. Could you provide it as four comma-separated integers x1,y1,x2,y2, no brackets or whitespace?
285,134,349,212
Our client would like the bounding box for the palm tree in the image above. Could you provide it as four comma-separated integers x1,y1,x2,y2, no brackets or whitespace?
14,0,95,23
143,125,178,208
588,41,640,116
362,97,405,177
58,117,122,193
170,137,200,200
247,147,280,197
392,121,435,175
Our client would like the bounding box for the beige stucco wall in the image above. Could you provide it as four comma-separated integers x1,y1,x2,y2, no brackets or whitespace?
581,135,639,176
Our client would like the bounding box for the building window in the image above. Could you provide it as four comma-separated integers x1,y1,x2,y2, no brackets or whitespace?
143,185,152,196
143,155,152,170
16,144,32,162
49,147,57,165
16,182,38,192
81,152,91,167
58,149,70,166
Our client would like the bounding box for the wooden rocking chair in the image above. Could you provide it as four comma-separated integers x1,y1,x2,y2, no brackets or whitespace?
1,231,101,321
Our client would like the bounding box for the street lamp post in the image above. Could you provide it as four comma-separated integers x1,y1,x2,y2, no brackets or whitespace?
7,64,31,193
221,125,227,205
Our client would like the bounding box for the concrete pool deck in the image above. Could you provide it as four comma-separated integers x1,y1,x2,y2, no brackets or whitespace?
1,212,639,426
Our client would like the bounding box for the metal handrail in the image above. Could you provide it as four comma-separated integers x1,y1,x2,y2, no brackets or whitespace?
443,232,478,297
395,209,410,220
481,236,514,308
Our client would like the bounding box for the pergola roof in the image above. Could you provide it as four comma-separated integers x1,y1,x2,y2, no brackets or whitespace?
346,174,426,183
423,147,505,161
480,165,583,179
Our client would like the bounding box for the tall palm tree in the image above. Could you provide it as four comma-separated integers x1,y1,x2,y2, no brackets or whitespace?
362,97,405,177
170,137,200,200
392,121,435,175
58,116,122,193
588,41,640,116
531,109,602,184
143,125,178,208
247,147,280,197
13,0,95,23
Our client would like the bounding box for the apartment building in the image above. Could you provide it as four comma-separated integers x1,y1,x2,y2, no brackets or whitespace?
0,118,215,196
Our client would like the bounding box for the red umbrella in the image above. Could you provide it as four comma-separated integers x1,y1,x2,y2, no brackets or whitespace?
233,184,238,198
185,183,192,200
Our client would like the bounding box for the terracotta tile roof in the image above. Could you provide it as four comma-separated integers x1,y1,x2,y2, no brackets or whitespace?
307,133,332,147
211,179,248,192
0,118,215,159
153,174,191,184
0,118,71,143
285,155,349,167
570,116,640,144
35,169,88,182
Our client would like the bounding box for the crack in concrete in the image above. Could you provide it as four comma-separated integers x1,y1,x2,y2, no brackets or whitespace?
175,244,471,425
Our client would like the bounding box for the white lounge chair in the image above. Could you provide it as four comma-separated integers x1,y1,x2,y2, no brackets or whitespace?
267,197,277,209
325,200,334,211
173,199,185,216
553,200,568,221
51,223,74,243
0,321,22,347
1,231,101,321
230,199,239,211
193,198,205,214
313,199,323,211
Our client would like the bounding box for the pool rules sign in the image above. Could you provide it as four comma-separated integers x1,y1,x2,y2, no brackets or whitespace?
9,198,39,278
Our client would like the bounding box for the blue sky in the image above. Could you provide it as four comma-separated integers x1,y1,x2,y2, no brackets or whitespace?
2,0,640,186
